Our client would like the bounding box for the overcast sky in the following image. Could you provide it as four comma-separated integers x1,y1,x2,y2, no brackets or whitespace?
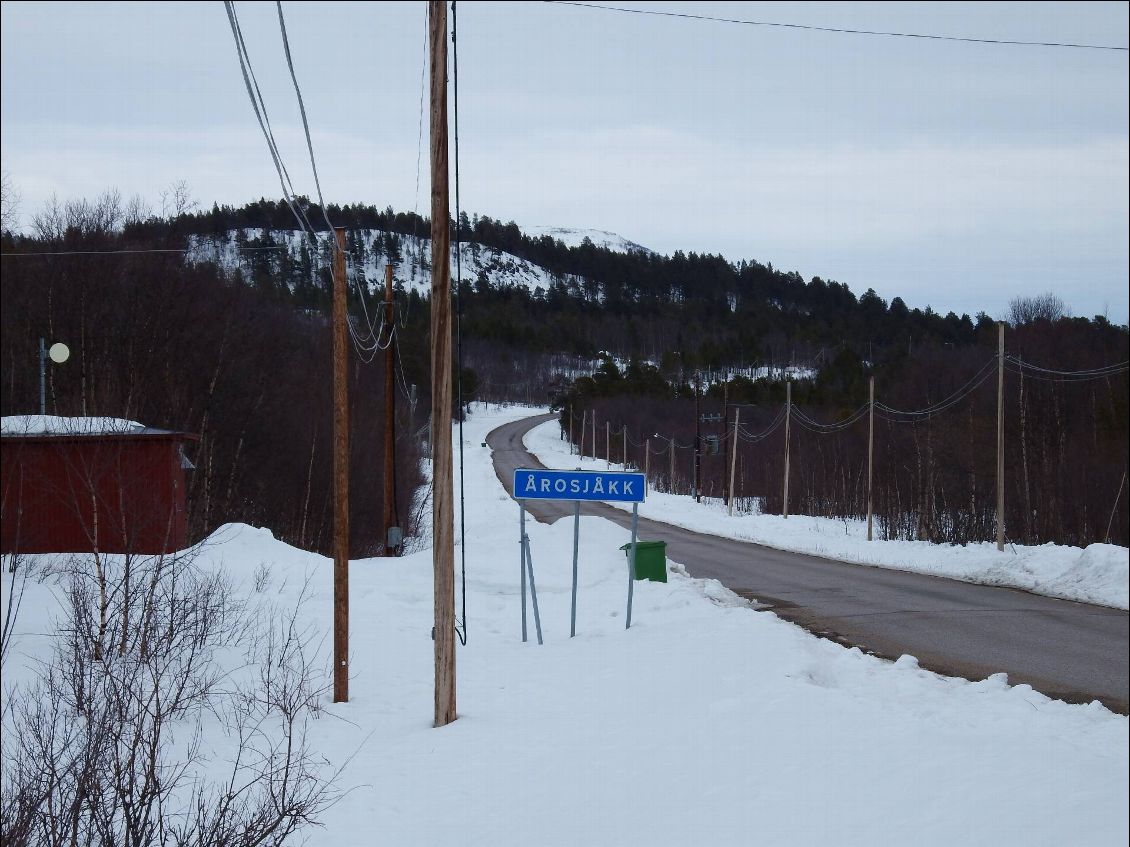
2,1,1127,323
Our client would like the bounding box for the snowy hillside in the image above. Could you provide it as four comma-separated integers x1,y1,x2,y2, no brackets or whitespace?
186,228,586,299
522,225,653,255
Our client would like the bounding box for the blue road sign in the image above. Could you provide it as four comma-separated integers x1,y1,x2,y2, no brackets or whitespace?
514,468,646,503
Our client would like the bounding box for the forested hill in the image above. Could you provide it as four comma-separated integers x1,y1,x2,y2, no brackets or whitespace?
7,195,1126,378
106,195,1122,372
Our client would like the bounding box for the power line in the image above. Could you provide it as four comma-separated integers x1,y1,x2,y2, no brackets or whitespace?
1005,355,1128,379
876,356,997,419
413,2,429,232
1,246,287,257
223,1,317,238
543,1,1129,51
273,1,390,358
792,402,870,433
275,1,335,235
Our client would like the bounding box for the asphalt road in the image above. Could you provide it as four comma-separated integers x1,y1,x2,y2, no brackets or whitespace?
489,413,1130,713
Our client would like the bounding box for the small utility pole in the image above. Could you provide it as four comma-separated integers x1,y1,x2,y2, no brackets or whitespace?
996,321,1005,552
694,372,702,502
567,407,573,454
783,380,792,519
644,437,650,479
579,409,586,458
605,420,610,469
383,263,397,556
429,0,456,728
669,436,676,494
622,426,627,470
331,226,350,703
728,407,740,517
722,382,730,505
866,376,875,541
591,412,596,461
38,337,46,416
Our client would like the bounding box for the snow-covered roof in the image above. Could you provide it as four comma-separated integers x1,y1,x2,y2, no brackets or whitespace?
1,415,146,437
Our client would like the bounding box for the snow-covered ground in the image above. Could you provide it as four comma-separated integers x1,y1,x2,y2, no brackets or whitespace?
525,419,1130,610
2,404,1126,845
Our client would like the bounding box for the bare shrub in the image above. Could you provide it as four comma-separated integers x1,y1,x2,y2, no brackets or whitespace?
0,547,338,846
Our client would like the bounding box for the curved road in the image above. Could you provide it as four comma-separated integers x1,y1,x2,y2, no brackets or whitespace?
489,413,1129,713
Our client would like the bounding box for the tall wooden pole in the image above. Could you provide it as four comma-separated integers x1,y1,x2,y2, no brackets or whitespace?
429,0,456,728
728,408,740,517
567,407,573,454
996,321,1005,552
579,409,586,458
694,372,702,502
722,382,730,505
783,380,792,519
331,226,350,703
622,426,627,470
383,263,397,556
605,420,610,469
644,438,650,479
867,375,875,541
591,412,596,461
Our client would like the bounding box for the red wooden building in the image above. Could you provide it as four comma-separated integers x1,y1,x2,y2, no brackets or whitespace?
1,420,198,555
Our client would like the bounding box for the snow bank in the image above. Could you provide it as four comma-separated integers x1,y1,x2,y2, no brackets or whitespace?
524,419,1130,610
1,414,145,435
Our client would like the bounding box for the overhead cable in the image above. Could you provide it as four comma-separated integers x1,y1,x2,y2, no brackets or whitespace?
876,356,997,418
1,246,287,258
223,1,317,238
543,1,1129,51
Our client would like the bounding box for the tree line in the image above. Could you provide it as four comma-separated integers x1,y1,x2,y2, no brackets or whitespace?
124,196,1037,369
556,311,1129,548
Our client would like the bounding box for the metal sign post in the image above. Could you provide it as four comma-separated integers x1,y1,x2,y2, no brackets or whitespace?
519,503,528,641
625,502,639,629
518,502,543,644
571,500,581,637
514,468,647,641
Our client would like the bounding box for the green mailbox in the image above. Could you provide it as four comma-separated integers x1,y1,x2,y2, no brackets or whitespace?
620,540,667,583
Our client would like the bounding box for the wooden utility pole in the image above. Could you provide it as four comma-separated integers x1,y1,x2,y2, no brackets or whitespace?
996,321,1005,552
567,407,573,453
605,420,610,469
728,408,740,517
579,410,586,458
429,0,456,728
644,438,650,479
867,376,875,541
722,382,730,505
591,413,596,461
783,380,792,519
694,372,702,502
669,436,676,493
331,226,350,703
383,263,397,556
622,426,627,470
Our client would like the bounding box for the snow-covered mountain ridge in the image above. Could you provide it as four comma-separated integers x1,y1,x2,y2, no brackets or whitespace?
185,224,651,301
186,228,576,299
521,225,653,255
